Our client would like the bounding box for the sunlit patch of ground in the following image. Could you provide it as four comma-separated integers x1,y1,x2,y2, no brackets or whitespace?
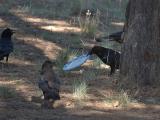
17,36,61,59
18,17,71,27
40,25,81,33
11,10,81,34
0,18,9,28
111,22,125,27
0,80,22,85
9,57,34,65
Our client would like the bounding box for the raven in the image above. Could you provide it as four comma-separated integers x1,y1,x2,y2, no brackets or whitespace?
95,31,124,43
38,60,61,108
89,46,120,75
0,28,15,62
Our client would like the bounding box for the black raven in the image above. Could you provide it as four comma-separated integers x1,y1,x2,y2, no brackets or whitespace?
95,31,124,43
0,28,15,62
88,46,120,75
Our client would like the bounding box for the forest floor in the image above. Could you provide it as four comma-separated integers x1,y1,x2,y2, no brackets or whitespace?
0,0,160,120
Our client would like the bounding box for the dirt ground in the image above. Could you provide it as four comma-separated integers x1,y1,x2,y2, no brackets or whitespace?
0,0,160,120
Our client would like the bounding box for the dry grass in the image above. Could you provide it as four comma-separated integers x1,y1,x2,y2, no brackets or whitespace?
78,9,100,38
72,79,88,100
104,90,132,108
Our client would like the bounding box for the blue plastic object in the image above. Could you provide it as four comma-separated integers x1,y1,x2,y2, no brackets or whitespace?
63,54,90,71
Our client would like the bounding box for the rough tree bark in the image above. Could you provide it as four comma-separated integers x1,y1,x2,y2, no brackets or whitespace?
120,0,160,86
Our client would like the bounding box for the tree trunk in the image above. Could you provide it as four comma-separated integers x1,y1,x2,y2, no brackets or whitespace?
120,0,160,86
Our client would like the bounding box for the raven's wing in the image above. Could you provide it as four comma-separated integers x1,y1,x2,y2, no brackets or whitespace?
0,39,13,54
38,80,50,92
108,31,123,40
0,39,13,61
95,31,123,43
0,50,5,60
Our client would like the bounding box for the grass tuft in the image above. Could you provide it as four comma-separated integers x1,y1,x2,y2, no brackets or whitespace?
105,90,131,108
55,48,81,76
117,90,131,107
55,48,70,75
72,79,88,100
78,9,100,38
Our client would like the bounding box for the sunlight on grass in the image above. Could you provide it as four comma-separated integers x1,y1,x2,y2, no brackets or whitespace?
40,25,81,33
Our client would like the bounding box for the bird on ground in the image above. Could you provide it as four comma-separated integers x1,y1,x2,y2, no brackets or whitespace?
88,46,120,75
95,31,124,43
0,28,15,62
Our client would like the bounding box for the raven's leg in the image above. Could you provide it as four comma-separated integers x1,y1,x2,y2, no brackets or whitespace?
6,54,9,62
41,92,50,108
5,54,9,68
110,65,116,75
